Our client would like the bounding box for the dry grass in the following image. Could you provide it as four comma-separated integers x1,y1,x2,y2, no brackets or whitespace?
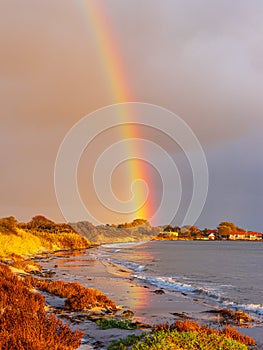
8,253,42,273
0,263,83,349
25,276,117,312
0,230,42,257
0,215,90,259
0,225,90,259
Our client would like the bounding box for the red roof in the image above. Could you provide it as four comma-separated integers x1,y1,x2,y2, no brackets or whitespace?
206,229,218,234
229,231,262,236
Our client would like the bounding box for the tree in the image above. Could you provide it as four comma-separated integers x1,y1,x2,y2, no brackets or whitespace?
218,222,236,231
26,216,56,231
173,226,181,233
164,225,174,232
0,216,18,234
217,221,245,236
218,225,231,237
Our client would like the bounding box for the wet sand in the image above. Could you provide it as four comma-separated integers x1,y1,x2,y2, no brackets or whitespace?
36,251,263,349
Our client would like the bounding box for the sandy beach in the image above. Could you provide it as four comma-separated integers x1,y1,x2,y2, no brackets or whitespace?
35,250,263,350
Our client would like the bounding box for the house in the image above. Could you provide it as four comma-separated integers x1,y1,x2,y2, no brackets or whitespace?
208,233,215,240
228,231,262,241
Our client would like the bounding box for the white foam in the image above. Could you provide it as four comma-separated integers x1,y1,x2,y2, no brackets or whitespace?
133,274,263,318
223,301,263,316
100,241,147,249
134,275,198,293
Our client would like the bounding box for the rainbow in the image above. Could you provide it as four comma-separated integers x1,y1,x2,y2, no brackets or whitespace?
78,0,155,222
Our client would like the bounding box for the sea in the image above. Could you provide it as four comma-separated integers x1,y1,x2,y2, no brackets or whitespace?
97,240,263,319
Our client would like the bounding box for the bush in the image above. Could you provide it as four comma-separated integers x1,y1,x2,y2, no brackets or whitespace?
25,277,117,312
109,319,255,350
152,319,255,346
0,263,83,349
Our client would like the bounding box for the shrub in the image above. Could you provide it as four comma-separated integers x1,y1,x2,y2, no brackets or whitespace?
153,319,255,347
222,325,255,346
25,277,117,312
132,330,249,350
0,263,83,349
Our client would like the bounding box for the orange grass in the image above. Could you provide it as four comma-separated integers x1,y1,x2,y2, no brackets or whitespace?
8,253,42,272
0,263,83,349
25,277,117,312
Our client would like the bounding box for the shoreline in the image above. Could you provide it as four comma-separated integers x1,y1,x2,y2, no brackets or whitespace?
35,247,263,349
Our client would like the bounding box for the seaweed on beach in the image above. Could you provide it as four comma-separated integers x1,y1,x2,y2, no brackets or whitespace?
0,263,83,349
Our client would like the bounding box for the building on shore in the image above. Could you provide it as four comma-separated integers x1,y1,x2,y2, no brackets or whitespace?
228,231,262,241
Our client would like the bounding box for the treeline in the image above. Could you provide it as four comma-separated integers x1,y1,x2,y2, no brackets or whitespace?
159,221,251,240
116,218,148,229
0,215,75,235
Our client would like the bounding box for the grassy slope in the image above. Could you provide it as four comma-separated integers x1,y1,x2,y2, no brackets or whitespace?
0,229,90,258
0,216,90,258
70,220,161,244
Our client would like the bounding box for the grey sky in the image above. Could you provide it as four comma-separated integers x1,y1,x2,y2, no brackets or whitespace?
1,0,262,229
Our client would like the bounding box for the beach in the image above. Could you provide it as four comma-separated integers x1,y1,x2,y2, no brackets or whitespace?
36,243,263,349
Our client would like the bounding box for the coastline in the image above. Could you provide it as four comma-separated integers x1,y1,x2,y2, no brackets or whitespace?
36,247,263,349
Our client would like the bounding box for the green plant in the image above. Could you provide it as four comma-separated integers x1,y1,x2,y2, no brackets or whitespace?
96,318,136,330
108,319,255,350
133,330,249,350
108,334,145,350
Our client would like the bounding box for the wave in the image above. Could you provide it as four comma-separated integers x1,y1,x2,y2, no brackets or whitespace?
94,243,263,318
222,300,263,316
133,274,263,317
134,275,198,293
100,241,147,249
108,259,146,273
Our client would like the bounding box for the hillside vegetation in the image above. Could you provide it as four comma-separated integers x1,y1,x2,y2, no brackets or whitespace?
70,219,161,244
0,216,90,258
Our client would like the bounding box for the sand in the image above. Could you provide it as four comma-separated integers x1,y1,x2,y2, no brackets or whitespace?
36,251,263,350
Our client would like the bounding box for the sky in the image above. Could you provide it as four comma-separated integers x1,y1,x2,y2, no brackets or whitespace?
1,0,263,230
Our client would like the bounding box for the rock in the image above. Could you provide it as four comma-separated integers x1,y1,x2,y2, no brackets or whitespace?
121,310,134,318
152,289,165,295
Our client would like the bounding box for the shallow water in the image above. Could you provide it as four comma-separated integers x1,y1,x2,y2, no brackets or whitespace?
98,240,263,319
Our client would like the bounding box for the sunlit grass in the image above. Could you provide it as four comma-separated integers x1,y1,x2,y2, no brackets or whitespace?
108,319,256,350
0,230,42,257
0,216,90,258
132,330,249,350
